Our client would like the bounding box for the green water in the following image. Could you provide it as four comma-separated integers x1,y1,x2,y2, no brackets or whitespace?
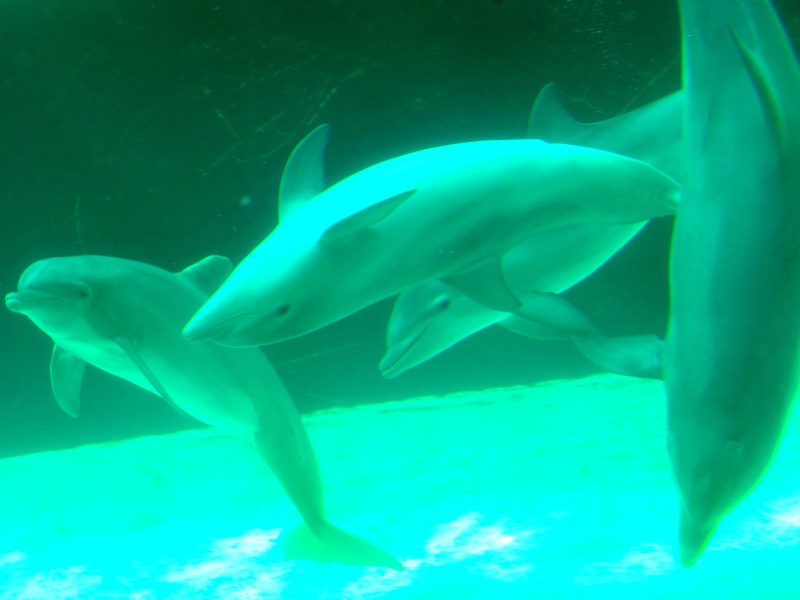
2,374,799,598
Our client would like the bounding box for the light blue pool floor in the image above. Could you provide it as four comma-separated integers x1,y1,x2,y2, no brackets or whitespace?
1,374,799,598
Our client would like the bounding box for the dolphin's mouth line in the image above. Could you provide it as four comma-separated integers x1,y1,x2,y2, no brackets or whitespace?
5,290,71,307
381,322,431,378
184,309,261,341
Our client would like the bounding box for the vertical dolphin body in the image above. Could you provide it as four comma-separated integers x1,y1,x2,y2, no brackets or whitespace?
665,0,800,566
381,87,682,378
5,255,401,570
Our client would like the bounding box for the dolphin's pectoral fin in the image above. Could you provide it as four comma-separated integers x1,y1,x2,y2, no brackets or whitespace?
320,190,416,246
572,333,664,379
501,297,664,379
177,255,234,295
50,345,86,418
279,124,330,222
500,293,664,379
513,292,598,335
729,28,789,156
500,315,571,340
113,335,188,418
280,522,404,570
442,258,521,312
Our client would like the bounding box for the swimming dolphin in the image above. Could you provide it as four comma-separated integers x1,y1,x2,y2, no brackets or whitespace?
380,224,663,379
381,85,682,378
5,255,401,570
665,0,800,566
183,131,679,347
528,84,683,181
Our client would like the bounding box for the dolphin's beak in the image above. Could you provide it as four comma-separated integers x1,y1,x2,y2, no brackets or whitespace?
380,318,437,378
4,290,57,313
182,314,225,343
182,309,258,345
677,507,715,568
4,292,24,313
379,335,418,379
381,296,450,378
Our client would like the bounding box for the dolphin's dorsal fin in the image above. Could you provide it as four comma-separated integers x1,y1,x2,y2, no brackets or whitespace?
527,83,596,141
178,255,233,295
442,258,521,313
320,189,416,246
50,345,85,418
279,124,330,222
114,335,188,419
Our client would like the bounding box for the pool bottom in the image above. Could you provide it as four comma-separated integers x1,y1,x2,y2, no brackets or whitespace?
1,374,799,599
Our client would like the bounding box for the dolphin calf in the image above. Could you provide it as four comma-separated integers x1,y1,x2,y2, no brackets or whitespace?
665,0,800,566
183,131,679,347
5,255,401,570
381,85,682,378
380,224,663,379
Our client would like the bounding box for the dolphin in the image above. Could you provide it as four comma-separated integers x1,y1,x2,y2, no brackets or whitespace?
183,131,679,347
665,0,800,566
380,225,663,379
381,85,682,378
5,255,402,570
528,83,683,181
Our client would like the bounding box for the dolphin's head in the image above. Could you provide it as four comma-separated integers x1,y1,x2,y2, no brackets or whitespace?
5,257,96,337
182,285,296,347
182,231,350,346
380,282,456,378
381,280,508,378
668,423,762,567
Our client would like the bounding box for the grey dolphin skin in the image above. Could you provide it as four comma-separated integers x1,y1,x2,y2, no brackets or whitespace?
5,255,402,570
665,0,800,566
183,132,679,348
381,85,682,379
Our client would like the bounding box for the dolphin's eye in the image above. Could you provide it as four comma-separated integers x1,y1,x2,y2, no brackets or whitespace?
276,303,290,317
434,295,451,311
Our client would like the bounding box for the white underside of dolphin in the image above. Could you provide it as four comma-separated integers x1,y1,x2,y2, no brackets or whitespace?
5,255,402,570
183,125,679,348
665,0,800,567
381,85,682,379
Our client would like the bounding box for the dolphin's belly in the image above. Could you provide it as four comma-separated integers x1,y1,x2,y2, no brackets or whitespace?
502,222,644,296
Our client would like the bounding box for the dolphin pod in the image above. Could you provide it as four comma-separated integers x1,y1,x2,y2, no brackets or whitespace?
4,255,402,570
182,134,678,347
664,0,800,567
8,0,799,573
381,84,682,379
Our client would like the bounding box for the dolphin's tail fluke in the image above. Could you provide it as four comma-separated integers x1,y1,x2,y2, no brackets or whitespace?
280,522,404,570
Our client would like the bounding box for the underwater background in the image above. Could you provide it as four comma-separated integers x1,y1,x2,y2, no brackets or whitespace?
1,0,800,597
